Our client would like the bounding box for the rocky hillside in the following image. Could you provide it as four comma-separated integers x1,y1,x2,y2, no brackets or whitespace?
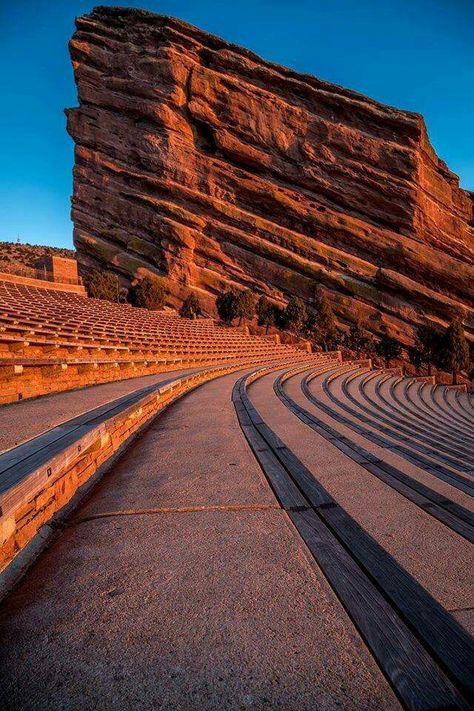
0,242,75,274
66,6,474,343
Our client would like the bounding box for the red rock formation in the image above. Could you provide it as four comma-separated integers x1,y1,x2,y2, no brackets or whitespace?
66,6,474,343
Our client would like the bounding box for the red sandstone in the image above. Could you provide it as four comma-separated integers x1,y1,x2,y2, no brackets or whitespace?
66,7,474,343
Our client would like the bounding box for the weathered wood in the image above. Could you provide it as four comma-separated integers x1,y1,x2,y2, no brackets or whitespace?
275,374,474,543
302,373,474,495
233,369,474,708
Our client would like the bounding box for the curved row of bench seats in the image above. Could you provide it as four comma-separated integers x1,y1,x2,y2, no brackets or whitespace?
295,362,474,502
0,278,330,404
0,280,296,361
317,365,474,472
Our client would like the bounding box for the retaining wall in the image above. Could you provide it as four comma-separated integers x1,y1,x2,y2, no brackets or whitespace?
0,364,241,580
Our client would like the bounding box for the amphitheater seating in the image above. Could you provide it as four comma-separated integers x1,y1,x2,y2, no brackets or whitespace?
0,278,324,403
290,361,474,486
1,279,472,706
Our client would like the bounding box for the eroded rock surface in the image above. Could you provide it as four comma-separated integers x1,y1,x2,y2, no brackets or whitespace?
66,6,474,342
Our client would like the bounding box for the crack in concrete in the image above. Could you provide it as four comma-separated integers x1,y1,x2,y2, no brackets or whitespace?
448,606,474,613
73,502,282,524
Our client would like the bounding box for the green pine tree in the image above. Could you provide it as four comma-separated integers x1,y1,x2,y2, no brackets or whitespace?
442,319,470,384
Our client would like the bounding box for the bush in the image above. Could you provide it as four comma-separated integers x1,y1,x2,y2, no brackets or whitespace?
179,293,202,319
85,270,120,302
256,295,275,333
216,290,239,324
235,289,256,325
129,276,166,310
375,333,402,367
284,296,307,335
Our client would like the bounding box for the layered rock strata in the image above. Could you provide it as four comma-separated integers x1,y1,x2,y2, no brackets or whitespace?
66,6,474,342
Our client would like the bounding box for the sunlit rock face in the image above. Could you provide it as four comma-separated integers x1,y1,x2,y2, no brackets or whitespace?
66,6,474,342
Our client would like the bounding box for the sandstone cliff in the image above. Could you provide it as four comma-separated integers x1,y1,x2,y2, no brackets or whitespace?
66,6,474,342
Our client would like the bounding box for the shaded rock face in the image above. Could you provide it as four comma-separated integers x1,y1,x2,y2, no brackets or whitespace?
67,6,474,342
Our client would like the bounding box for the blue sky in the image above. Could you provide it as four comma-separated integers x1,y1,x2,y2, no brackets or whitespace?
0,0,473,249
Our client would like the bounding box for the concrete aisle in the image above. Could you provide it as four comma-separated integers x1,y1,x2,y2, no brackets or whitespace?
0,370,398,711
250,369,474,634
0,367,202,453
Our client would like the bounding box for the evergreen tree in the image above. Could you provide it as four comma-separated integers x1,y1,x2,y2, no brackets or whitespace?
346,319,371,357
312,292,338,351
129,276,166,310
375,333,402,367
235,289,256,326
256,295,275,334
442,319,470,384
408,345,423,373
179,293,202,319
413,324,441,376
273,304,288,330
302,308,318,340
284,296,307,335
216,290,239,324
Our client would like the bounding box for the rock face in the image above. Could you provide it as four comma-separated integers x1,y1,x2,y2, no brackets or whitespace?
66,6,474,342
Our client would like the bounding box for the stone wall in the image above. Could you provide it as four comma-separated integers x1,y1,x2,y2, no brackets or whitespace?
0,365,241,577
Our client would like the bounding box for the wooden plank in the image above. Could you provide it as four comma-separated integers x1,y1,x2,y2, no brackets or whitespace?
232,379,307,509
277,374,474,542
318,503,474,699
302,375,474,495
234,370,473,709
293,508,470,710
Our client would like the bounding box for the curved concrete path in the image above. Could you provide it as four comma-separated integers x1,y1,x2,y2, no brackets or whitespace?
0,367,202,453
250,368,474,635
0,369,397,710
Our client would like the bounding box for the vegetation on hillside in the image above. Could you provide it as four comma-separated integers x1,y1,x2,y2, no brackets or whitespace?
179,293,202,319
85,270,121,302
0,241,75,268
129,276,166,310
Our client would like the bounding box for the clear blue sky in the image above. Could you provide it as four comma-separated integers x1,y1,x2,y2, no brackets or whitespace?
0,0,473,249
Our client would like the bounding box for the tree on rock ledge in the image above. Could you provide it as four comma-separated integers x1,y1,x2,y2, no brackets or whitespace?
284,296,307,335
410,324,441,376
345,319,372,357
256,295,276,334
180,293,202,320
216,290,239,324
375,333,402,367
129,277,166,310
442,319,470,385
85,270,120,302
304,292,338,351
235,289,256,326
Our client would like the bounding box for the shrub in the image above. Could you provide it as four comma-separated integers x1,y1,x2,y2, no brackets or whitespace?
216,290,239,324
235,289,256,325
256,295,275,334
85,270,120,302
179,293,202,319
284,296,307,335
129,276,166,310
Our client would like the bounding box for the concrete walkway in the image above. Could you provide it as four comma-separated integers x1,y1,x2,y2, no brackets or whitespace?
251,368,474,634
0,370,398,710
0,367,201,453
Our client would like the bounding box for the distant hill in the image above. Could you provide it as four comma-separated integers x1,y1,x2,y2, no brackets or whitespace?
0,242,75,275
